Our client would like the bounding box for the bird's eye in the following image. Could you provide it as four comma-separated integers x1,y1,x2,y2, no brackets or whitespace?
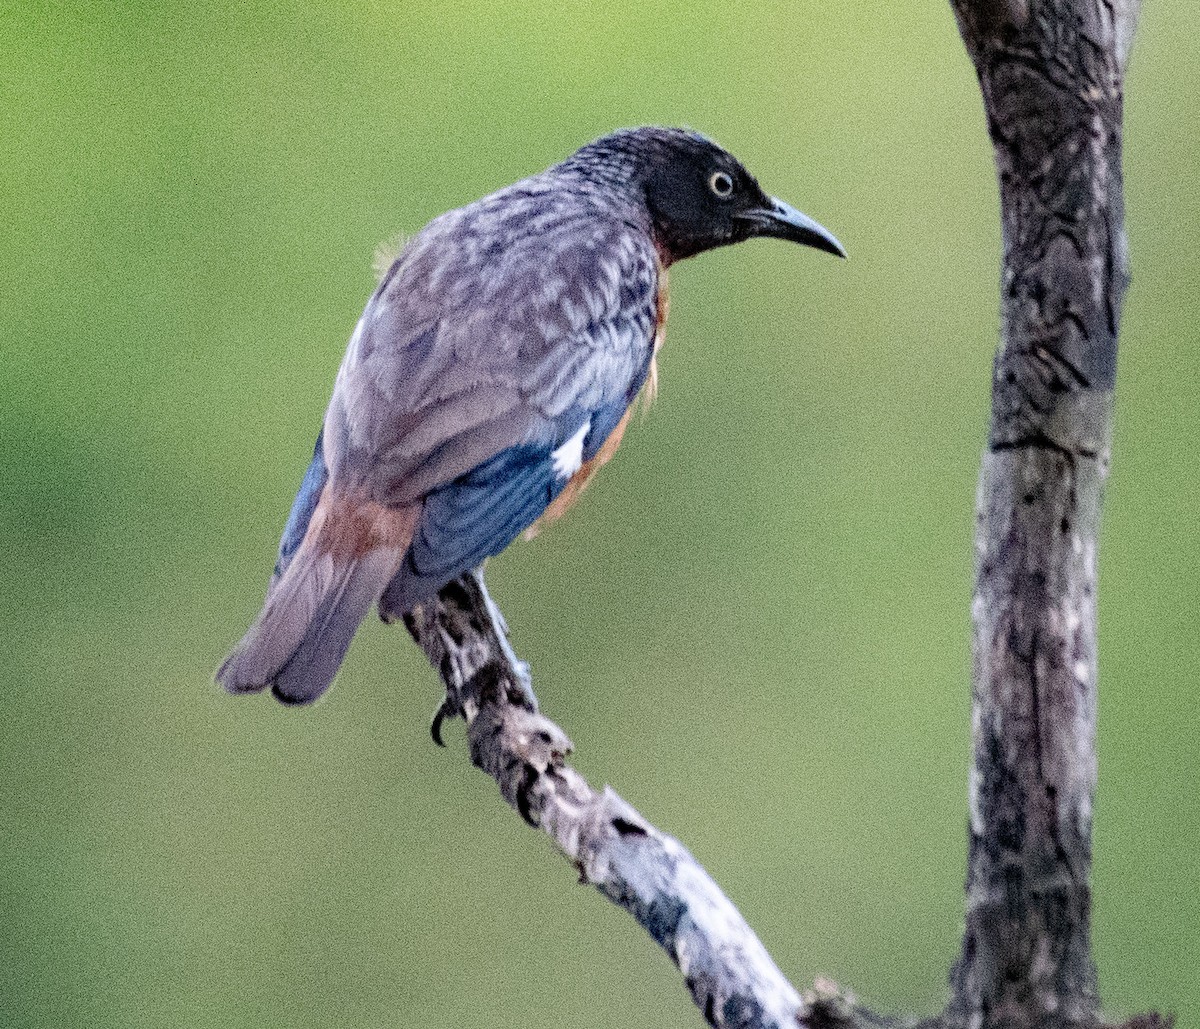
708,171,735,198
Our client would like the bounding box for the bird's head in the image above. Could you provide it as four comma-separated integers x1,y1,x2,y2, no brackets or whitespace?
567,127,846,266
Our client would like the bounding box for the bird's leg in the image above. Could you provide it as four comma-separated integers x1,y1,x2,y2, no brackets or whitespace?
404,567,538,745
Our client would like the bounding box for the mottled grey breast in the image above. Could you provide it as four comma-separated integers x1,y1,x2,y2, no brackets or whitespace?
322,173,661,507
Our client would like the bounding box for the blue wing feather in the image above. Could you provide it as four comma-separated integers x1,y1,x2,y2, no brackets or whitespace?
272,430,328,585
381,448,557,615
582,395,638,464
269,400,635,620
414,447,556,576
378,407,613,617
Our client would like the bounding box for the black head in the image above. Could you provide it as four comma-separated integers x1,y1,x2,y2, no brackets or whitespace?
565,127,845,265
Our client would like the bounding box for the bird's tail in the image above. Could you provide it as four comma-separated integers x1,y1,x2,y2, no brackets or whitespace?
217,499,417,705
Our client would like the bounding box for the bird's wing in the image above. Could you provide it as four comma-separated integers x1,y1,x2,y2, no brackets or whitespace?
269,430,329,590
300,189,660,612
326,191,659,504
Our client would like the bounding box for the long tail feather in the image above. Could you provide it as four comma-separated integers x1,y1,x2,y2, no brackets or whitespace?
270,547,401,704
217,499,416,704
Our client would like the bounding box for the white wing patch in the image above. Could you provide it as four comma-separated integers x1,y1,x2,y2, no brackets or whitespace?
551,421,590,480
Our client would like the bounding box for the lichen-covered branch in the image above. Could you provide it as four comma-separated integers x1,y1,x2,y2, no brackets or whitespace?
946,2,1142,1027
405,570,897,1029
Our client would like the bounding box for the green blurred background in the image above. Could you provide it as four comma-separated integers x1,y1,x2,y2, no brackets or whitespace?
3,2,1196,1026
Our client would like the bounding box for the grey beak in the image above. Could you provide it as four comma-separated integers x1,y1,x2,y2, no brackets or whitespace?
739,197,846,258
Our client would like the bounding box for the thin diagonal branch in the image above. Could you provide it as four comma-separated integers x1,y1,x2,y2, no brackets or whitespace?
405,570,899,1029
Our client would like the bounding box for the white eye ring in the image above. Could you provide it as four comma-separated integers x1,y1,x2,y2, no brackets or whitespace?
709,171,734,198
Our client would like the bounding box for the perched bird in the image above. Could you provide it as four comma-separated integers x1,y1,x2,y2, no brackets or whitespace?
218,126,844,705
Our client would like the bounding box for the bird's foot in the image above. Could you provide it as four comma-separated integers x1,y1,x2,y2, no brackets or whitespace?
502,657,539,713
412,568,539,747
429,657,538,747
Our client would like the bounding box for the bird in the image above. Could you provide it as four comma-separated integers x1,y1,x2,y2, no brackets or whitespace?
217,126,844,705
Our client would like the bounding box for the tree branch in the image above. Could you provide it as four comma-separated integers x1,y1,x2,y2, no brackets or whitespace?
404,570,899,1029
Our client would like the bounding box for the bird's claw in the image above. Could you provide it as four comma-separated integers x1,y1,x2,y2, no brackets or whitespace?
428,666,540,747
429,692,462,747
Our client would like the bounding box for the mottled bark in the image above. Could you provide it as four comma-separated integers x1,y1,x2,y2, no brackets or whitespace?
946,1,1140,1027
405,571,895,1029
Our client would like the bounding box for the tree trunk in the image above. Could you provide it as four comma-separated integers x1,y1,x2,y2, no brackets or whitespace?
945,2,1140,1027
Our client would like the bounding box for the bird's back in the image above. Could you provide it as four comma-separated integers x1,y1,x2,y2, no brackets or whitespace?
323,171,662,508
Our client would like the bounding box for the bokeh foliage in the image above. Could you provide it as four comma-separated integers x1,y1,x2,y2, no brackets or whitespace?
2,2,1196,1026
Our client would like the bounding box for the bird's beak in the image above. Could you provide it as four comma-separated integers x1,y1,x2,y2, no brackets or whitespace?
738,197,846,258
